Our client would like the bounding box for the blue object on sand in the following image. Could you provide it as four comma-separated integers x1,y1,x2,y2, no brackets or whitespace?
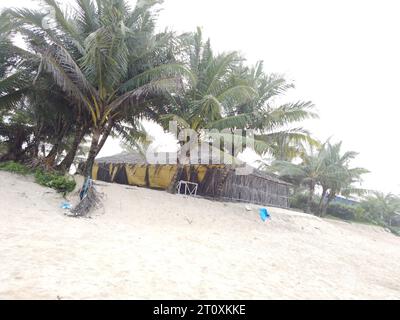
61,202,72,209
259,208,270,221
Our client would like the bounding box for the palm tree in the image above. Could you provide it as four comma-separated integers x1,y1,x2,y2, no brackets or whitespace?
158,29,318,162
273,141,369,216
159,28,256,132
361,192,400,226
224,60,319,159
317,142,369,216
4,0,191,176
272,145,327,213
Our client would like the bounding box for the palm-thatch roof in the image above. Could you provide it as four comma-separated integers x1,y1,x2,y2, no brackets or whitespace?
96,150,289,186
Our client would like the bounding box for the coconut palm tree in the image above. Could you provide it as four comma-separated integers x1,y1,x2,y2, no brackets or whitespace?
361,192,400,225
272,141,368,216
316,142,369,216
237,61,318,160
3,0,191,176
158,29,317,162
159,28,256,133
272,144,328,213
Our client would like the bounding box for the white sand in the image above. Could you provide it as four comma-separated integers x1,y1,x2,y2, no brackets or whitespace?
0,171,399,300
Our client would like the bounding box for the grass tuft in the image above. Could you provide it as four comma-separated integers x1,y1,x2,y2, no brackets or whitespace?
0,161,31,175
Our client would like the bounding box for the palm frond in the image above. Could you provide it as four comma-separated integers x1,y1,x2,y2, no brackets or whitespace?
40,45,97,113
206,113,251,130
75,0,100,35
205,51,240,96
159,114,190,129
108,77,181,111
120,63,195,93
42,0,84,49
217,85,257,109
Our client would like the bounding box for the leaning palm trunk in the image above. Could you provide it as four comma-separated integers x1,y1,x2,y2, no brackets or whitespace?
84,128,102,178
306,183,315,214
94,122,113,159
44,143,59,168
57,125,88,173
0,131,26,162
321,193,335,217
83,121,113,178
317,187,328,216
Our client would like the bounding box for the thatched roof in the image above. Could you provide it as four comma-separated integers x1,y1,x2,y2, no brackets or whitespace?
96,144,243,165
250,169,292,186
96,152,147,164
96,151,290,186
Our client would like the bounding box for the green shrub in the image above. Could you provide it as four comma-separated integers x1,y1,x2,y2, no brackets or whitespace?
289,192,319,213
388,226,400,236
326,203,363,221
34,170,76,194
0,161,31,175
0,161,76,194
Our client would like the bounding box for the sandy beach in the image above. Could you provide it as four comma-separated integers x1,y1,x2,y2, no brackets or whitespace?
0,171,399,299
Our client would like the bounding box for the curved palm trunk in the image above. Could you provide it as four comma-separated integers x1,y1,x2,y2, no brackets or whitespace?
83,121,113,178
45,135,64,168
321,193,335,217
306,182,315,214
57,125,88,173
94,123,112,158
318,186,328,216
28,122,44,160
45,125,69,168
1,129,26,162
84,128,101,178
45,143,60,167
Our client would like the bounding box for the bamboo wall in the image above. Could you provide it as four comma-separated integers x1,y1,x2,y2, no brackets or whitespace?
93,162,290,208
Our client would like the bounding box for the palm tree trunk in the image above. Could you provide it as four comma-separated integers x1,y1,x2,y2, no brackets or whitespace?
94,121,113,158
84,128,101,178
321,193,335,217
318,187,328,216
1,129,26,162
28,122,43,160
45,143,60,167
57,125,88,173
306,183,315,214
45,132,65,168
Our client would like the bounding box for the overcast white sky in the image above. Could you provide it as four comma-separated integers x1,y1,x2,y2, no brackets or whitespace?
1,0,399,194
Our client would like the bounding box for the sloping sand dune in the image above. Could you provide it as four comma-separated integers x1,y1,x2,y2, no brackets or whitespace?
0,171,399,299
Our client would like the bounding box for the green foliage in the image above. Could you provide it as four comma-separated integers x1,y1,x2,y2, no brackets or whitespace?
359,192,400,232
289,191,369,223
34,170,76,194
289,192,317,212
326,203,364,221
0,161,31,175
272,141,368,216
0,161,75,194
388,226,400,236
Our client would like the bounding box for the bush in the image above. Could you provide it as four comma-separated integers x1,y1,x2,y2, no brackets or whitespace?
326,203,364,221
388,226,400,236
0,161,76,194
289,192,319,213
0,161,31,175
34,170,76,194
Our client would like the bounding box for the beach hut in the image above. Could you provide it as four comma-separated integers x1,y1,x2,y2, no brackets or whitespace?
92,151,291,208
